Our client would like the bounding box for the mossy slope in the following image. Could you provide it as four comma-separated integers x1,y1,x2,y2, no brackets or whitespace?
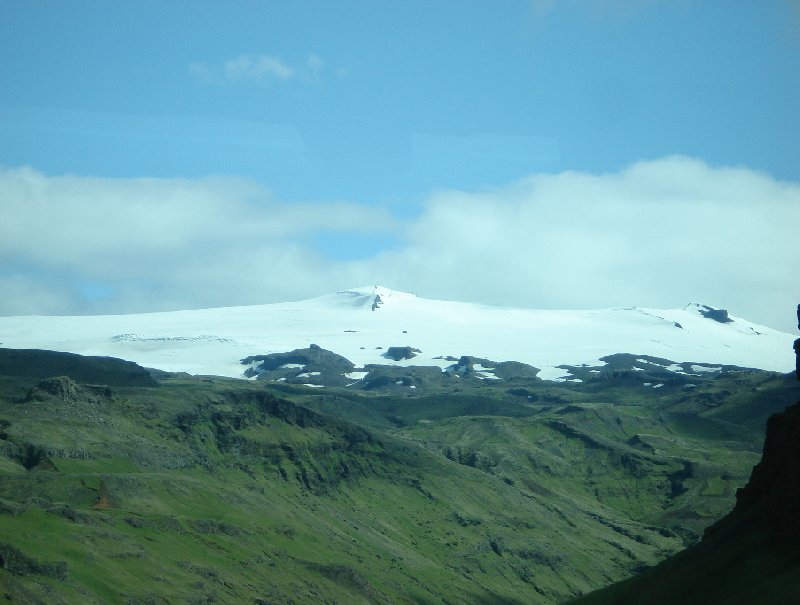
0,350,797,604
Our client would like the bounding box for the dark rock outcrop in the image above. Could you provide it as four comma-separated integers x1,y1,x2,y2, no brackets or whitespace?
447,356,493,375
242,345,355,386
492,361,541,380
361,364,447,390
0,348,157,387
732,401,800,538
697,305,733,323
0,542,69,580
708,306,800,539
384,346,420,361
23,376,115,405
445,356,540,380
34,376,80,400
794,304,799,381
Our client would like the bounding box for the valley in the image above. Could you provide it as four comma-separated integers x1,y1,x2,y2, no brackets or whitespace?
1,345,797,604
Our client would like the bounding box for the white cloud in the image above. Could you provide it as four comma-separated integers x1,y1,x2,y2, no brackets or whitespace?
0,166,393,313
223,54,294,82
1,158,797,332
190,53,330,85
374,156,799,332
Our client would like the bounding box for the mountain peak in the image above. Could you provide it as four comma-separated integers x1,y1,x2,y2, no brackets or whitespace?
335,286,417,311
684,302,735,323
340,285,414,298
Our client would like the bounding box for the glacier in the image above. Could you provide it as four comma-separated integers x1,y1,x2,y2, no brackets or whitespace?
0,286,793,380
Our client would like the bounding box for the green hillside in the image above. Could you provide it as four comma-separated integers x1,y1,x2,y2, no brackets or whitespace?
567,401,800,605
0,350,797,604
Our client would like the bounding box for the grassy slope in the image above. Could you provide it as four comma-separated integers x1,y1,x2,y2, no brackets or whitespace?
0,357,797,604
566,398,800,605
289,370,798,540
0,375,681,604
567,514,800,605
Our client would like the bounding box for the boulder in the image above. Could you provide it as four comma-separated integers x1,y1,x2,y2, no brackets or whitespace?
384,346,420,361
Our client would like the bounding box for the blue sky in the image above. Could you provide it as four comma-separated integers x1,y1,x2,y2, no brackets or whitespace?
1,1,799,333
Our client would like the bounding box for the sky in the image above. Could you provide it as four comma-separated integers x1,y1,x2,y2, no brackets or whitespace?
1,1,798,333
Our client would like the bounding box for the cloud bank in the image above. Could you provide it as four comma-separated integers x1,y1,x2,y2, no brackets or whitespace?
1,157,797,332
190,53,325,84
224,54,294,81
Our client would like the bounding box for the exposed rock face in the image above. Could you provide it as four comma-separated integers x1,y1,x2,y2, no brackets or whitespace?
697,305,733,323
361,365,447,390
23,375,115,407
0,542,69,580
492,361,541,380
733,401,800,538
794,304,799,380
243,345,354,373
35,376,80,400
443,356,540,380
384,346,420,361
241,345,355,386
795,338,800,381
713,303,800,539
448,356,491,375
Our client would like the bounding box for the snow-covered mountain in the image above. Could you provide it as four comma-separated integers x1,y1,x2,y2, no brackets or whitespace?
0,286,793,381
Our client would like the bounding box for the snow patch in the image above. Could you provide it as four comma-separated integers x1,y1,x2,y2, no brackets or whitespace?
537,367,573,381
111,333,237,344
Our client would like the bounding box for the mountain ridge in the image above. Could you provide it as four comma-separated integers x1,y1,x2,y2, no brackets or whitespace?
0,287,793,381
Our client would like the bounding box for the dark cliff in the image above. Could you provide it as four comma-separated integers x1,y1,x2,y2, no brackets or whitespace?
730,401,800,539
